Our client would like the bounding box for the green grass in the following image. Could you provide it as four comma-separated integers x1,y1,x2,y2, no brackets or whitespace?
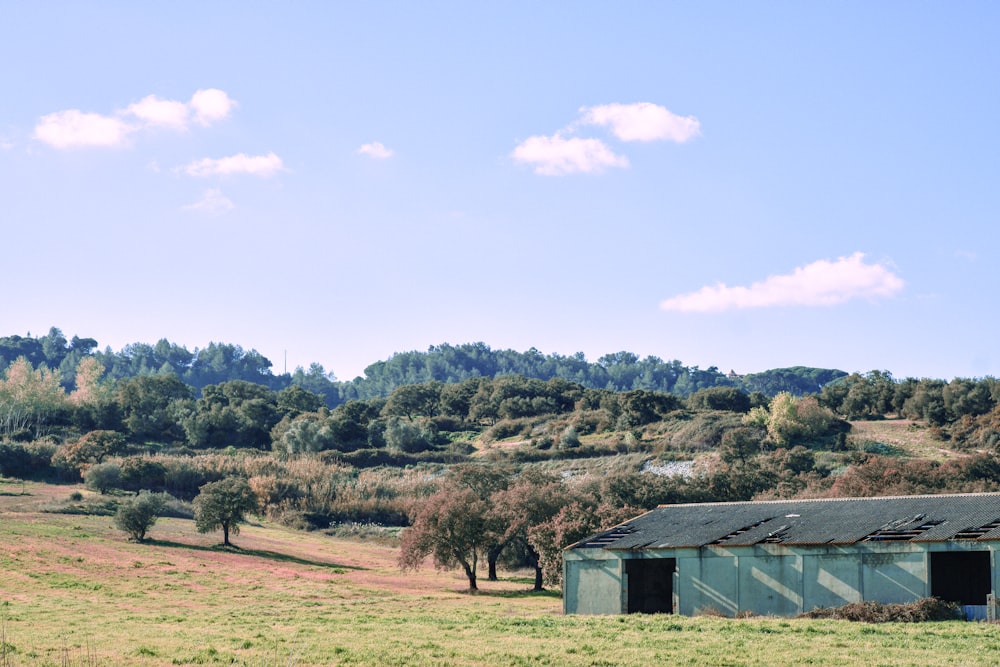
2,483,1000,665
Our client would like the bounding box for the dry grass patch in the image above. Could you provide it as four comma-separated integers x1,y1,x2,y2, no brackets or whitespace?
849,420,962,460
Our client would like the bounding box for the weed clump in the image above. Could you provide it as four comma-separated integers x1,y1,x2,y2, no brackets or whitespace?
798,597,963,622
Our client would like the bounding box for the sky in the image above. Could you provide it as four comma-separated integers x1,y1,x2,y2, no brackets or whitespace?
2,2,998,382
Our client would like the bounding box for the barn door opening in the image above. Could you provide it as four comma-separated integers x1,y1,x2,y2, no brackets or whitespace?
930,551,991,605
626,558,675,613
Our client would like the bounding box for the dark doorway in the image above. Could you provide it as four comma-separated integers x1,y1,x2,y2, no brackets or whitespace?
930,551,991,605
626,558,675,613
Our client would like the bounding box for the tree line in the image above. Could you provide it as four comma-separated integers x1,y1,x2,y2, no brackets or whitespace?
0,328,848,410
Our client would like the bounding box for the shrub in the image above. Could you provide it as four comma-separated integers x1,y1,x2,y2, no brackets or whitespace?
798,597,962,622
559,426,581,449
162,458,211,500
484,419,530,442
118,457,167,492
384,416,438,453
84,461,122,494
114,491,168,541
0,443,36,478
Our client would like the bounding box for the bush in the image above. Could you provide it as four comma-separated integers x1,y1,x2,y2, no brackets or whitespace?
798,597,963,622
84,461,122,494
0,443,36,478
114,491,168,541
118,457,167,492
484,419,530,442
558,425,581,449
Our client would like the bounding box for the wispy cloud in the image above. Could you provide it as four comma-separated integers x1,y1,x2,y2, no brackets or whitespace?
0,139,14,151
660,253,904,312
34,88,237,149
181,151,284,177
512,102,698,176
510,134,628,176
577,102,700,143
182,188,235,214
954,249,978,263
357,142,393,159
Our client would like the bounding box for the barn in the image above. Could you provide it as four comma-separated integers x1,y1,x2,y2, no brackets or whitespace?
563,493,1000,619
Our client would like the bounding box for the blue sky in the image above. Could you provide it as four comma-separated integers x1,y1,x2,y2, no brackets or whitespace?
2,2,998,381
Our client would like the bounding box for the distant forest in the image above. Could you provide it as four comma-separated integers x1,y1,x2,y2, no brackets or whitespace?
0,327,847,407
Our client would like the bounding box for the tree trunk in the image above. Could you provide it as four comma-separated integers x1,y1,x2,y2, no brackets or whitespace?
462,562,478,591
487,546,501,581
529,549,544,591
223,522,231,546
533,564,544,591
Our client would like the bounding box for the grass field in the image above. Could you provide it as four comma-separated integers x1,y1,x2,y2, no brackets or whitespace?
3,478,1000,666
848,419,960,460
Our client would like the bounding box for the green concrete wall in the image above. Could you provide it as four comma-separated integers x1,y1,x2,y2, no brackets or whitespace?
565,542,997,616
563,551,624,615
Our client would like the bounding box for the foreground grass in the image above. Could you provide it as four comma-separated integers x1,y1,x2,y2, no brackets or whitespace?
2,480,1000,665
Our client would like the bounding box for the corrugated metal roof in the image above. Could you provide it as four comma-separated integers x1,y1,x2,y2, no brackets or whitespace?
571,493,1000,550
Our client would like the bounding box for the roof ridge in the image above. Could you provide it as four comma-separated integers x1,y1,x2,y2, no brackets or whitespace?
655,491,1000,509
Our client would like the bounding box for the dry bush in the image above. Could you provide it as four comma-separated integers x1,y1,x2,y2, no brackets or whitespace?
798,597,962,622
694,606,729,618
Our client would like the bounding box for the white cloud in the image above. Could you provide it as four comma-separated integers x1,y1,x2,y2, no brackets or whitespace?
0,139,13,151
660,253,905,312
578,102,701,143
182,188,235,214
33,110,134,149
181,151,285,177
125,95,191,130
510,134,629,176
512,101,699,176
189,88,237,126
357,142,393,159
34,88,237,149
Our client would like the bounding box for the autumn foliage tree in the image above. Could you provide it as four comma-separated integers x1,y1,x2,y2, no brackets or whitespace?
398,487,492,590
491,470,571,590
53,429,128,472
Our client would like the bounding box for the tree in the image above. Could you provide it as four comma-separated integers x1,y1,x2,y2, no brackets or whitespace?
53,429,128,471
183,380,280,449
193,477,257,547
114,491,167,541
447,463,514,580
276,385,324,418
687,386,751,413
117,373,192,443
382,382,442,419
527,500,635,586
0,356,71,440
399,487,492,590
491,470,569,590
84,461,122,494
719,427,765,466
